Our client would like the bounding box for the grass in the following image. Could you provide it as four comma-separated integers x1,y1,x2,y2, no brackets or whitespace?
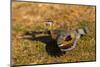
12,2,96,65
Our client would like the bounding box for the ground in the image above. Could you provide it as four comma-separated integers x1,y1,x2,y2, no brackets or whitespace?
12,2,96,65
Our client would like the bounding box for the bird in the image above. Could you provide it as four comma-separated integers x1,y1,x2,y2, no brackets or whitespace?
20,20,88,52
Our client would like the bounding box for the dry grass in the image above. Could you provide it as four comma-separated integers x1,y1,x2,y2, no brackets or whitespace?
12,2,96,65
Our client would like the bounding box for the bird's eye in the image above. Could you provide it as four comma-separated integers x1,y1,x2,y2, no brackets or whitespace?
65,35,72,41
24,31,32,35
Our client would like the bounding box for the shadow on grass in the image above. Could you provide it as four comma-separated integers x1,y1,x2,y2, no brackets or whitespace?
23,31,65,57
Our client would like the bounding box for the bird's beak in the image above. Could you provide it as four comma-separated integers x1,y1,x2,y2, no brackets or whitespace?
18,33,33,39
22,35,33,39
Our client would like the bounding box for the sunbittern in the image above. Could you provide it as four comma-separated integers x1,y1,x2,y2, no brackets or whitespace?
21,20,88,52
